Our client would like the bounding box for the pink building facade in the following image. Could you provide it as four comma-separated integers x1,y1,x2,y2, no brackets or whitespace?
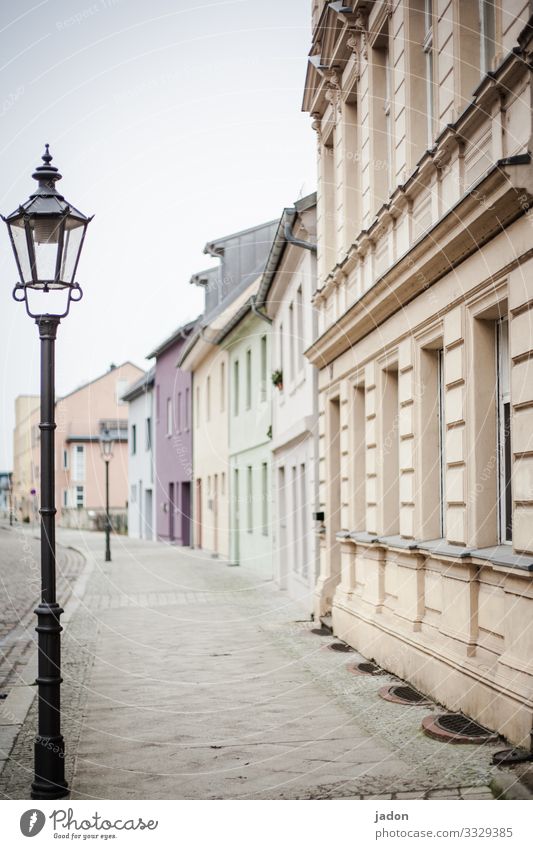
54,362,144,530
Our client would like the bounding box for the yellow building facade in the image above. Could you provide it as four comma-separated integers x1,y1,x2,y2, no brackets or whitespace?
304,0,533,745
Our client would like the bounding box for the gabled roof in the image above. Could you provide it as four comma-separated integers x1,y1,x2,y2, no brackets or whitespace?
146,318,199,360
121,366,156,403
256,192,317,309
57,362,143,403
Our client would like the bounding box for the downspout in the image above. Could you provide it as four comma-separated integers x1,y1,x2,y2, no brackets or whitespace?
284,217,317,253
250,295,272,325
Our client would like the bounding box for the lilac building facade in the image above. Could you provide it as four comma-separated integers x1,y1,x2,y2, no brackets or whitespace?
148,321,196,545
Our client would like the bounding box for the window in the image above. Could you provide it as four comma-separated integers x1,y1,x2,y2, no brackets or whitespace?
145,417,152,451
234,360,240,416
371,21,393,205
177,392,182,432
300,463,308,574
497,317,511,542
196,386,200,429
131,424,137,454
247,465,253,532
166,398,172,436
71,445,85,482
63,489,68,508
246,349,252,410
381,365,399,535
260,335,267,402
156,384,160,421
220,361,226,412
438,349,446,538
62,449,68,470
423,0,435,148
185,387,190,429
296,287,304,366
289,303,295,381
207,375,211,422
352,383,366,531
75,485,84,509
221,471,226,496
279,322,284,391
479,0,496,75
261,462,268,536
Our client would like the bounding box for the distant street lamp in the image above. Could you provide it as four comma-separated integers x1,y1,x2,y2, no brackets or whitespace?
3,146,91,800
99,427,114,562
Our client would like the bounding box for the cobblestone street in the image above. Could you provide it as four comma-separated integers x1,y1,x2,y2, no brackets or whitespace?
0,524,85,692
0,528,506,800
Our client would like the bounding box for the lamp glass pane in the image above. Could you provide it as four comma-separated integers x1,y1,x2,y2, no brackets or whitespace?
60,220,85,284
31,217,62,286
9,220,32,283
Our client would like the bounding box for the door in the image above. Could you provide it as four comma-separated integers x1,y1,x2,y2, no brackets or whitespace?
144,489,153,540
181,481,191,546
213,474,218,555
168,482,174,542
278,466,287,589
195,478,202,548
233,468,240,564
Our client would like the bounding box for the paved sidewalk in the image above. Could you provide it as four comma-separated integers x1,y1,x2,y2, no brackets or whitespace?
0,530,507,799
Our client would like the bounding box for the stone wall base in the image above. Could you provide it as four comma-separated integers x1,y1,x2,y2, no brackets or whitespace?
332,598,532,748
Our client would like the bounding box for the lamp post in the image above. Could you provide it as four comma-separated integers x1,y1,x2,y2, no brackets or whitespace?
3,146,91,799
99,427,114,562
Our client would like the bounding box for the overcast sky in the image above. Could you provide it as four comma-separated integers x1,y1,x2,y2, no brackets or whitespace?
0,0,315,469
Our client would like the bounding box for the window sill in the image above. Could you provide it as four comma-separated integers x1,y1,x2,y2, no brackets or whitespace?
337,533,533,573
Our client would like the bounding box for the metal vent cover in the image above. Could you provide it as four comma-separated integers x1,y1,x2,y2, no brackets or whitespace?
379,684,432,705
327,642,354,653
422,713,499,744
436,714,493,738
357,661,383,674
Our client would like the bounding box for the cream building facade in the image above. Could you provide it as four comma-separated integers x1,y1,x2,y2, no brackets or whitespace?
257,194,321,610
304,0,533,745
12,395,40,522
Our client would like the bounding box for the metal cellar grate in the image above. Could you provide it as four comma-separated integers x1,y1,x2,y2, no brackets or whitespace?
422,713,499,744
436,714,492,738
327,642,354,653
357,661,383,674
379,684,432,705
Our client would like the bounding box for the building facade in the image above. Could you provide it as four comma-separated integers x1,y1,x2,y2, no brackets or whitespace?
55,362,143,529
303,0,533,745
148,322,196,545
258,194,321,610
179,220,277,558
122,368,156,540
220,310,273,571
12,395,39,522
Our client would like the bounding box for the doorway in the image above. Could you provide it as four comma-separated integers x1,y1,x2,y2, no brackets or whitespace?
181,481,191,546
195,478,202,548
168,482,175,542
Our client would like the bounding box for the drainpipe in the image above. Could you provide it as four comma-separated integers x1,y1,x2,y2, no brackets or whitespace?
250,295,272,325
284,217,317,253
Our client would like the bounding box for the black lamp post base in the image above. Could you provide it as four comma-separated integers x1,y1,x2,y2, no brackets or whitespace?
31,736,69,799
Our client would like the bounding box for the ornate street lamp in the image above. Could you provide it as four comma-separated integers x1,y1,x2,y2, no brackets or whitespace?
3,146,92,799
99,426,114,562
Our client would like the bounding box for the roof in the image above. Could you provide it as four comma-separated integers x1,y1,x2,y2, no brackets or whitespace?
146,318,199,359
57,362,143,403
121,366,156,403
177,278,261,369
256,192,317,308
203,219,278,257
